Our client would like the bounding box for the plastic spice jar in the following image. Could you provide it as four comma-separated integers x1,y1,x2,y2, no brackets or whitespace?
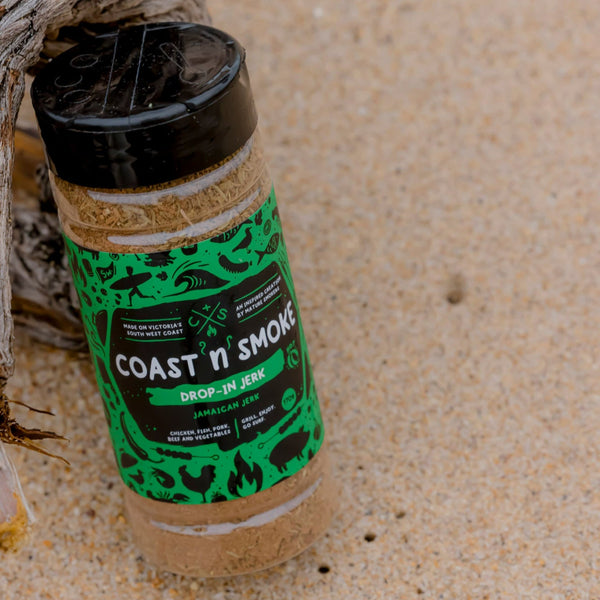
32,22,335,577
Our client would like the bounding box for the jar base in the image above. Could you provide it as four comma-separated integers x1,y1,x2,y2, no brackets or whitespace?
123,448,336,577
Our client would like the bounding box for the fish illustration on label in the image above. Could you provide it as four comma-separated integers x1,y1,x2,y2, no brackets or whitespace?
255,233,280,264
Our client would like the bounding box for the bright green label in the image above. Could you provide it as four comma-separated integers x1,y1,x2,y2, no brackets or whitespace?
65,190,324,504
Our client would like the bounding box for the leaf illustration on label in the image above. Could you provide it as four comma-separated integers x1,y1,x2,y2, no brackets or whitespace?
232,227,253,252
178,464,216,501
96,262,115,283
172,268,228,293
255,233,280,264
211,224,244,243
269,429,310,473
218,254,250,273
93,310,108,346
82,258,94,277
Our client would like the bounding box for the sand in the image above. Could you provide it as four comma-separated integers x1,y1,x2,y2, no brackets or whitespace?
3,0,600,598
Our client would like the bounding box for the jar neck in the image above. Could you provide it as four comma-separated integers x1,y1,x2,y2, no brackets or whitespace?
49,131,272,253
80,135,258,206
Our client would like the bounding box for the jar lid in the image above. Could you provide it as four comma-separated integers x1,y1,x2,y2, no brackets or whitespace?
31,22,258,189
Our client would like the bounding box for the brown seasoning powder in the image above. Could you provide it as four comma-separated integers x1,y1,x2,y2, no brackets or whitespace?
0,495,29,552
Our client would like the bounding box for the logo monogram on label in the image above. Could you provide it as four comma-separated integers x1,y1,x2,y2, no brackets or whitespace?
188,302,228,339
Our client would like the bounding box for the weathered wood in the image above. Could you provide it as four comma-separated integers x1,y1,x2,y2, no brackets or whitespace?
0,0,209,376
0,0,209,392
12,196,86,350
0,0,209,543
12,91,83,349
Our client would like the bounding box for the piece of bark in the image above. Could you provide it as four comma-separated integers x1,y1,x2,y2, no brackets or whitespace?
0,0,210,548
0,0,210,378
12,106,84,350
12,195,86,351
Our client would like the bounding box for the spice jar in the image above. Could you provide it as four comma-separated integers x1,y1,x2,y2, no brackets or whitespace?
32,22,335,577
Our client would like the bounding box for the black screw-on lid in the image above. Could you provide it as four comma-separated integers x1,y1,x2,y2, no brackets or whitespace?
31,22,258,189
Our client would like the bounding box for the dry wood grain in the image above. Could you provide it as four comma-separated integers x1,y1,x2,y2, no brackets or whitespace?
0,0,209,543
0,0,209,414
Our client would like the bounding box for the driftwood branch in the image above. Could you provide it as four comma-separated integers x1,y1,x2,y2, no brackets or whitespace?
0,0,209,543
0,0,210,375
12,195,85,350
